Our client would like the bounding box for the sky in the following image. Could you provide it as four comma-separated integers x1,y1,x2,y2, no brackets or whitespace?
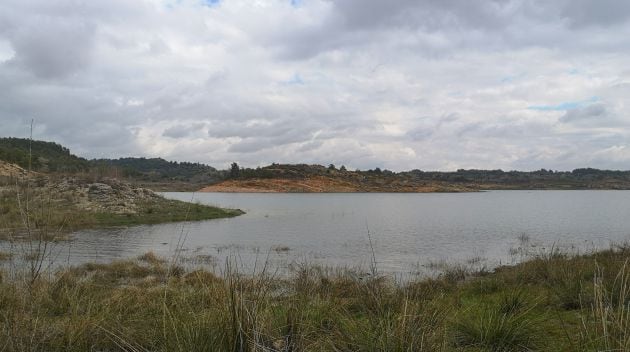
1,0,630,171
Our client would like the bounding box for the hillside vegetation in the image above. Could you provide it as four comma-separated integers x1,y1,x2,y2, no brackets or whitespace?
204,163,630,192
91,157,225,190
202,164,477,192
4,137,630,192
0,137,89,172
0,138,223,190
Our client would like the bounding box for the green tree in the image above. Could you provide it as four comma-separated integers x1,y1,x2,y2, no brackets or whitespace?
230,162,240,178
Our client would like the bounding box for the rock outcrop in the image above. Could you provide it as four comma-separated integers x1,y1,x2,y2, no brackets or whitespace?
0,160,28,178
50,177,162,214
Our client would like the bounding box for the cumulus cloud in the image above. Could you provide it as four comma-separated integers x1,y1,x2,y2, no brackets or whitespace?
0,0,630,170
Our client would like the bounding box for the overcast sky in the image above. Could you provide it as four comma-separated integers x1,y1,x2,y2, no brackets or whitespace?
1,0,630,171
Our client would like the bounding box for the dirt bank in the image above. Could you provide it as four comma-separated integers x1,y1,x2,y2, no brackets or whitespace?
0,160,27,178
199,176,478,193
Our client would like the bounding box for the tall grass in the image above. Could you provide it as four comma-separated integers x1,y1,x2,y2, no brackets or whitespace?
578,260,630,351
1,246,630,351
452,299,540,351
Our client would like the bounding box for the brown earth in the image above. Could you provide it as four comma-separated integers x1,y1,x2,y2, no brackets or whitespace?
199,176,478,193
0,160,28,177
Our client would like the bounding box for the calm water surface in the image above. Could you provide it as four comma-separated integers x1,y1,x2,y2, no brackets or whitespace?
4,191,630,275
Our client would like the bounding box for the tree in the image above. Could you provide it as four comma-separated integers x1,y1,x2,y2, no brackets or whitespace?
339,165,347,172
230,162,240,178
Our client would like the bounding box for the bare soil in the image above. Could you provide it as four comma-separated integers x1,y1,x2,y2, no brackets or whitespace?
199,176,478,193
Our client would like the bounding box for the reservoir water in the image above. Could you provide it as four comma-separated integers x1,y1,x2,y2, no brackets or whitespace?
4,190,630,276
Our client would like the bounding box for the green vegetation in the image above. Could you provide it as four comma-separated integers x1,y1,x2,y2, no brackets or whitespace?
0,137,224,190
92,199,243,227
228,163,630,190
0,246,629,351
4,137,630,192
404,168,630,190
91,157,225,185
0,137,89,172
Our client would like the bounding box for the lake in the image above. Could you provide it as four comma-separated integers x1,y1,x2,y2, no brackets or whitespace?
4,190,630,276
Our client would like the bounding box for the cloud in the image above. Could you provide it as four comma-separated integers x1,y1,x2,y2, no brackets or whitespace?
559,0,630,28
560,103,607,123
528,97,599,111
163,123,206,139
0,0,630,170
7,19,96,78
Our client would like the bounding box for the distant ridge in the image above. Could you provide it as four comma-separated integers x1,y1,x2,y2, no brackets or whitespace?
202,163,630,192
0,137,223,188
3,137,630,192
91,157,223,184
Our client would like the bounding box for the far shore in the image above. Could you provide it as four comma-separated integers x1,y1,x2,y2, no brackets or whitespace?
196,177,630,193
197,177,479,193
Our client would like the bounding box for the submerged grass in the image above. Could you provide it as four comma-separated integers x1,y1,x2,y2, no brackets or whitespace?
1,245,630,351
91,199,244,227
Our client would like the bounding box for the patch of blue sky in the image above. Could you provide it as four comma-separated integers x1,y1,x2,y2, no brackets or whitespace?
527,96,599,111
202,0,220,7
282,73,305,85
290,0,303,7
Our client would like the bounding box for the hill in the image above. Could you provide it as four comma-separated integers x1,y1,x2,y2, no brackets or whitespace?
4,137,630,192
201,164,479,192
402,168,630,190
91,157,224,189
0,138,223,190
201,163,630,192
0,137,89,172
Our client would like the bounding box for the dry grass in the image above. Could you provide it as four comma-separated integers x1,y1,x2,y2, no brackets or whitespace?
0,245,629,351
0,251,12,261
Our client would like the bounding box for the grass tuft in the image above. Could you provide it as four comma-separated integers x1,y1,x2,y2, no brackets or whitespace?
453,305,540,351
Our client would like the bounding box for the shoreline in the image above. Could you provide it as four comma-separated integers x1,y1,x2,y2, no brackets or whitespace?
197,177,479,193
